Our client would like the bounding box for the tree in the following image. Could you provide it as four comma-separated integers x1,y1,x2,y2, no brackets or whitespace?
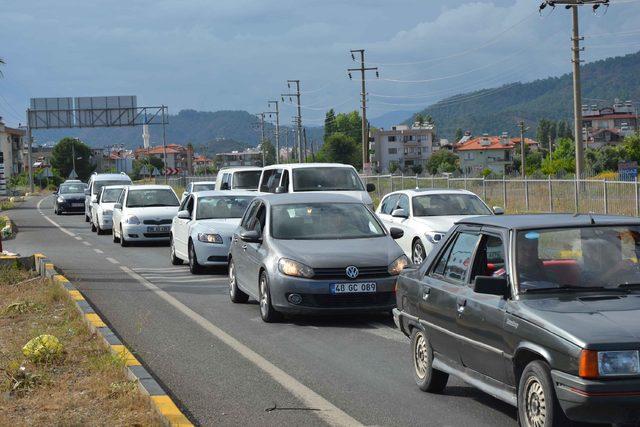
324,109,337,138
411,164,424,175
415,114,425,126
454,128,464,143
541,137,575,175
426,150,458,175
50,137,95,180
317,132,360,167
261,138,276,166
133,156,165,179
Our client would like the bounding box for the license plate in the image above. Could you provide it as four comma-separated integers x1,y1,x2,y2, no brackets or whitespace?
331,282,376,294
147,226,170,233
71,203,84,207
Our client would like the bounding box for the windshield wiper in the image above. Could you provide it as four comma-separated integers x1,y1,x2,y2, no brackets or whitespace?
524,285,619,293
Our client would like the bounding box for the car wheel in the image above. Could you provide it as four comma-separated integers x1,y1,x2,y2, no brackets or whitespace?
120,226,129,247
188,241,203,274
228,258,248,303
90,221,97,232
113,225,120,243
412,239,426,264
96,224,104,235
518,360,567,427
85,214,90,222
170,236,183,265
411,328,448,393
258,272,281,322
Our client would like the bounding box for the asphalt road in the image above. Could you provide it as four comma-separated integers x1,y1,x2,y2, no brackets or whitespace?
5,195,518,426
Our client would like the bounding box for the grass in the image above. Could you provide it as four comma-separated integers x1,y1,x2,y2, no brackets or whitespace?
0,200,14,211
0,265,162,426
0,216,7,230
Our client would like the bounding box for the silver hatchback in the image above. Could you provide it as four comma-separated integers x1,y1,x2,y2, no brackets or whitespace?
228,193,409,322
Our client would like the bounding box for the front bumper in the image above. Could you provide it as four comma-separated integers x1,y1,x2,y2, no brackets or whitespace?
122,224,171,241
58,202,85,212
269,271,397,315
192,239,230,266
552,370,640,424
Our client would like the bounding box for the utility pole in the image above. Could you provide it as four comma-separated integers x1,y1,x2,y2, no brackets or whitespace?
539,0,610,178
161,105,168,184
519,121,530,179
267,100,280,163
72,140,76,176
303,128,309,163
25,109,34,193
258,113,266,166
348,49,378,172
282,80,302,162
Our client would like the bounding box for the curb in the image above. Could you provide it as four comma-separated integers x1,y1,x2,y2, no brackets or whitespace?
28,253,193,426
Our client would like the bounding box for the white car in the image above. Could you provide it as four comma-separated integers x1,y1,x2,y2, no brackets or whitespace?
170,191,257,273
215,167,262,191
376,189,501,264
180,181,216,203
85,172,132,223
90,185,125,234
112,185,180,247
257,163,375,209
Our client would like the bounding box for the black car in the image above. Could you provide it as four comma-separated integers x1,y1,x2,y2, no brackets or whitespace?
394,214,640,426
54,181,87,214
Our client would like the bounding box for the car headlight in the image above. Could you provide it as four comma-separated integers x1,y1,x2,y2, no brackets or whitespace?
57,197,64,203
278,258,314,278
425,231,445,244
388,255,410,275
580,350,640,378
197,233,223,244
124,215,140,225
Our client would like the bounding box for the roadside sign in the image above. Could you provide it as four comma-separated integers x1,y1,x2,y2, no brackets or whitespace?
619,161,638,181
139,165,150,176
152,168,160,177
68,169,79,179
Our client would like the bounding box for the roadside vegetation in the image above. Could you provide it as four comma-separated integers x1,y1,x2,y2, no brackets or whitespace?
0,265,162,426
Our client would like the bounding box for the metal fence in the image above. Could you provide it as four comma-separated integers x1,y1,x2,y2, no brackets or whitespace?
360,174,640,216
154,175,217,188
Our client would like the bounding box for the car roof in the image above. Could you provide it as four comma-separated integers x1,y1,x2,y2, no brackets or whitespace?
218,167,262,173
262,163,355,170
126,184,173,191
190,181,216,185
193,190,257,198
456,214,640,230
63,179,83,183
101,185,126,190
385,188,477,197
259,192,364,206
91,173,132,181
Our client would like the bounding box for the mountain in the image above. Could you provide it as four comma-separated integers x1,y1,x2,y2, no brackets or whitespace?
370,110,416,129
33,109,324,154
411,51,640,140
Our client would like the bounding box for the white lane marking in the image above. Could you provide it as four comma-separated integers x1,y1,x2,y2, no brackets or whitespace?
94,249,104,254
82,241,91,246
134,267,190,273
363,323,406,343
106,257,119,265
37,197,77,237
120,265,363,427
75,236,83,241
147,277,229,284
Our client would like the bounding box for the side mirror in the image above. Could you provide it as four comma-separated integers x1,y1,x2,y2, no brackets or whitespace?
84,189,90,196
366,183,376,192
177,210,191,220
240,229,262,243
53,191,58,195
91,195,98,203
473,276,509,298
114,203,122,210
391,208,408,219
493,206,504,215
389,227,404,240
275,186,286,194
221,182,230,190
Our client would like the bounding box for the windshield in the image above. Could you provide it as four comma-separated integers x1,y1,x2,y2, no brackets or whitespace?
101,188,123,203
516,225,640,292
59,183,86,194
292,167,364,192
196,196,253,220
413,194,491,216
271,203,385,240
126,189,179,208
93,179,131,195
192,183,216,192
232,171,261,189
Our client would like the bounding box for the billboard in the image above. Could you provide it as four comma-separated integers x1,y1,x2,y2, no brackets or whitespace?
29,97,74,128
76,96,137,127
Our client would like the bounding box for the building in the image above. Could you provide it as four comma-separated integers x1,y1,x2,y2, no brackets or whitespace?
134,143,193,173
455,133,538,175
215,149,262,168
0,117,25,179
370,122,435,173
583,100,638,147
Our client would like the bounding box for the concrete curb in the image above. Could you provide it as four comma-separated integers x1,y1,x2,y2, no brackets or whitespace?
28,254,193,427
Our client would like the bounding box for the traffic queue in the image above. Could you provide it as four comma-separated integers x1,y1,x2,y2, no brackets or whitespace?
61,163,640,427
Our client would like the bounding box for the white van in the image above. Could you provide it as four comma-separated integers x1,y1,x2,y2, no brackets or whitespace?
257,163,375,208
215,167,262,191
84,172,132,222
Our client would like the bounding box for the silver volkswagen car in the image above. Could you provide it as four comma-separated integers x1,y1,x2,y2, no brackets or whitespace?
228,193,409,322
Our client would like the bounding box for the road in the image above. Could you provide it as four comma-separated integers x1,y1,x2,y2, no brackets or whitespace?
5,195,518,426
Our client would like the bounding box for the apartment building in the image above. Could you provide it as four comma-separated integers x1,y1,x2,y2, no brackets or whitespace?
456,133,538,175
582,100,638,147
370,122,435,173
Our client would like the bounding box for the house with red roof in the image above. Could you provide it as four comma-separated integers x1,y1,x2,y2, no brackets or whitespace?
455,133,538,175
582,100,638,148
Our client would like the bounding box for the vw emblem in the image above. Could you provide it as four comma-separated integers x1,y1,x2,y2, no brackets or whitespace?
345,266,359,279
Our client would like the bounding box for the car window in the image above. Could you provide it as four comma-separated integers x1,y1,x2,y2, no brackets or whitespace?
470,235,506,282
59,183,86,194
186,196,195,217
280,170,290,192
433,236,456,276
179,195,189,211
101,188,123,203
93,179,131,195
126,189,179,208
117,189,126,206
380,194,400,215
292,167,364,192
196,196,254,220
412,194,492,217
192,183,216,192
260,169,282,193
221,173,231,189
432,232,480,283
233,170,261,190
397,195,410,214
251,205,267,236
241,200,260,229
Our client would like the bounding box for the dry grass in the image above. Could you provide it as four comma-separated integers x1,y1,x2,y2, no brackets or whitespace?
0,265,163,426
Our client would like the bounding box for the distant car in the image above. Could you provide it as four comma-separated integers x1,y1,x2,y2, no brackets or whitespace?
54,182,88,215
215,167,262,191
180,181,216,203
376,189,501,264
170,191,256,273
112,185,180,246
90,185,125,234
228,193,408,322
394,214,640,426
257,163,376,209
85,172,132,223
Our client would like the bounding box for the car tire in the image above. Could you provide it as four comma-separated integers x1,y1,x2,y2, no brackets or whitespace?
170,236,183,265
518,361,567,427
96,224,104,235
85,214,90,222
259,272,282,323
120,226,129,247
412,239,426,265
188,241,203,274
91,221,97,232
113,225,121,243
228,258,248,303
411,328,448,393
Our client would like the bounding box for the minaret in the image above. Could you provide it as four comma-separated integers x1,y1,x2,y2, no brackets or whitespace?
142,124,150,148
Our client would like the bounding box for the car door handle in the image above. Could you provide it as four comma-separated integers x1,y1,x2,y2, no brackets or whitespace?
242,244,248,250
421,286,430,300
456,297,467,314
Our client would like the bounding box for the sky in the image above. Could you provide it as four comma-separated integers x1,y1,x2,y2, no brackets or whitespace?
1,0,639,128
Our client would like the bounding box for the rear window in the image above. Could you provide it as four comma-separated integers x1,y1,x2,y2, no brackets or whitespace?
233,171,261,190
192,183,216,192
126,189,179,208
93,179,131,195
292,167,364,192
59,183,86,194
101,188,123,203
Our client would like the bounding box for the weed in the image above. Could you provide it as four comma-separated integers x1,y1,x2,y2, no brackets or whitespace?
108,380,138,398
45,283,68,303
1,362,43,396
3,300,45,316
0,200,14,211
88,351,126,373
0,265,30,285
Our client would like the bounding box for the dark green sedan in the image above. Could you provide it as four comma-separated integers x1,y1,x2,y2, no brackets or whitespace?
393,214,640,426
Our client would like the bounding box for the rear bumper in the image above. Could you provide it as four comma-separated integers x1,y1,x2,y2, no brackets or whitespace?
552,370,640,424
